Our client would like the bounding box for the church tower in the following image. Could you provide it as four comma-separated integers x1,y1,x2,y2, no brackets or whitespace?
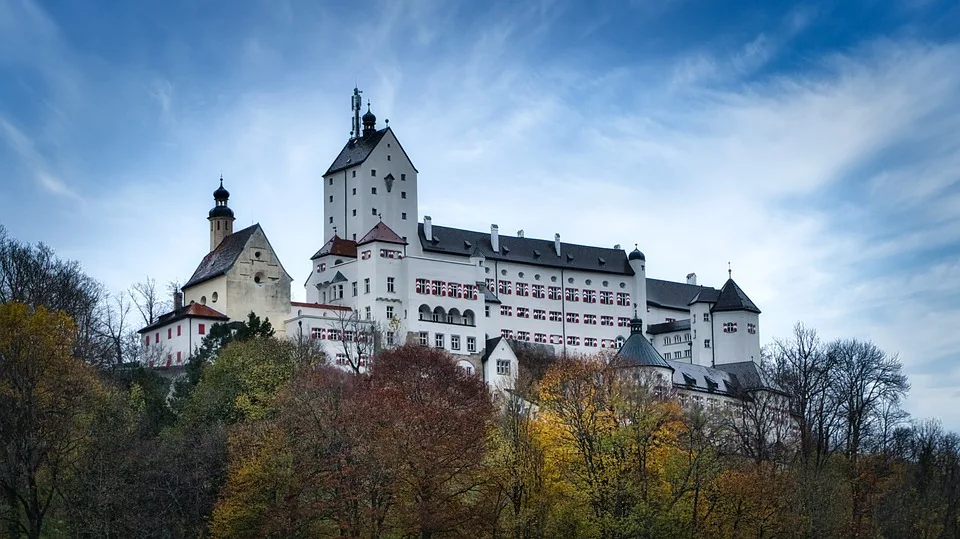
208,176,235,251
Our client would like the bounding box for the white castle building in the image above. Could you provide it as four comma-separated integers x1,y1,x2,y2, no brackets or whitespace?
139,88,783,404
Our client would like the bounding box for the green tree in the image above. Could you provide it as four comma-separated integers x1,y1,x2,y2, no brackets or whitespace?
0,302,108,539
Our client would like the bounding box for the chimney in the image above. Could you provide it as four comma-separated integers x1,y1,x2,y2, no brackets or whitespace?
614,244,621,250
174,291,183,310
686,273,697,286
491,224,500,252
424,216,433,242
554,233,561,256
517,229,524,238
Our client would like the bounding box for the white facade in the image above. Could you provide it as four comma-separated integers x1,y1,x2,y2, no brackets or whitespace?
143,88,765,388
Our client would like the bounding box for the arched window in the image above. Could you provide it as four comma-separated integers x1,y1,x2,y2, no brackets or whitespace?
432,306,446,323
463,309,476,326
418,304,431,321
447,308,461,325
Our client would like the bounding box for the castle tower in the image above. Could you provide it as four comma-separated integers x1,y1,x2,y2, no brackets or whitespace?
628,245,647,333
208,176,235,251
323,88,419,247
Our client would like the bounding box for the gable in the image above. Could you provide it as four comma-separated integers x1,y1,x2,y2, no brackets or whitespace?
183,224,260,289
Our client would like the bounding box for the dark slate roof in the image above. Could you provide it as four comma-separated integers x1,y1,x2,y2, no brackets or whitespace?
482,285,502,304
482,337,504,363
669,361,740,396
646,319,691,335
183,224,260,289
714,361,787,395
138,302,229,333
419,224,634,276
688,288,720,305
614,332,672,369
646,278,717,310
324,129,388,175
712,279,761,314
311,235,358,260
357,221,407,247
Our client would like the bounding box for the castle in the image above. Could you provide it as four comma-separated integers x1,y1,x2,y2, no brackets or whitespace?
138,88,782,407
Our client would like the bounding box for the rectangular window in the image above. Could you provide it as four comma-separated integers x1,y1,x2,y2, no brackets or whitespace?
583,314,597,325
145,335,150,346
329,216,334,224
534,333,547,343
352,187,356,195
401,192,407,199
155,332,159,342
402,212,407,220
419,332,429,346
566,335,581,346
177,351,182,363
387,277,395,293
177,325,181,336
616,293,631,306
386,306,394,319
352,209,357,216
352,170,356,178
549,311,562,322
517,331,530,342
401,173,406,181
583,290,596,303
467,337,476,352
703,313,710,322
565,288,579,302
451,335,461,351
516,282,528,296
328,329,341,341
371,187,377,194
498,280,512,295
364,278,371,293
371,169,376,176
198,324,205,335
416,278,428,294
497,360,511,376
365,306,371,320
372,208,378,216
584,337,598,347
723,322,738,333
516,307,530,318
617,317,631,327
600,291,613,305
566,312,579,323
485,305,491,318
533,309,546,320
311,327,323,339
329,177,333,185
663,337,670,345
435,333,445,348
500,305,513,316
548,286,561,300
550,334,562,345
168,328,172,339
386,331,395,345
704,339,711,348
352,282,358,296
600,315,614,326
501,329,514,339
532,284,545,298
747,323,757,334
329,195,334,203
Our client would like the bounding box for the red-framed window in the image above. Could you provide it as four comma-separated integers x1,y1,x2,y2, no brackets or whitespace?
616,293,631,306
548,286,561,300
198,324,206,335
532,284,545,299
177,325,182,337
565,288,579,302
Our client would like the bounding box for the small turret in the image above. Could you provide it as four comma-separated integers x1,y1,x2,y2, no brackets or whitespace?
362,103,377,137
628,243,648,334
208,175,236,251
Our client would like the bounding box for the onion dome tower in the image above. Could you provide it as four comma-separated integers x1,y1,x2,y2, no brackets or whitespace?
361,104,377,137
208,175,235,252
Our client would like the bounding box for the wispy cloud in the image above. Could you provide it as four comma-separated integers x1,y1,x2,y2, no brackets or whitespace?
0,117,81,201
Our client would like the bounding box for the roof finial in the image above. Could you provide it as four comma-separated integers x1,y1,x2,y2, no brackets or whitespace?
378,212,382,222
728,261,732,279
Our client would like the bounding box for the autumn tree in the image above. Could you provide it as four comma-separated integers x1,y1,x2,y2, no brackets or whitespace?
0,302,108,539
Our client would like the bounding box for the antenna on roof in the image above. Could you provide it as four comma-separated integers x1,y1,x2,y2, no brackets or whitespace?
351,87,363,141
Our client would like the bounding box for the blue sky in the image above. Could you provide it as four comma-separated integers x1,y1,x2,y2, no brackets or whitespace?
2,0,959,427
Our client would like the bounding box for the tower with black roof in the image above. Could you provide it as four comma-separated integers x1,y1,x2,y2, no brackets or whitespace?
208,176,235,252
709,273,762,365
322,88,419,248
